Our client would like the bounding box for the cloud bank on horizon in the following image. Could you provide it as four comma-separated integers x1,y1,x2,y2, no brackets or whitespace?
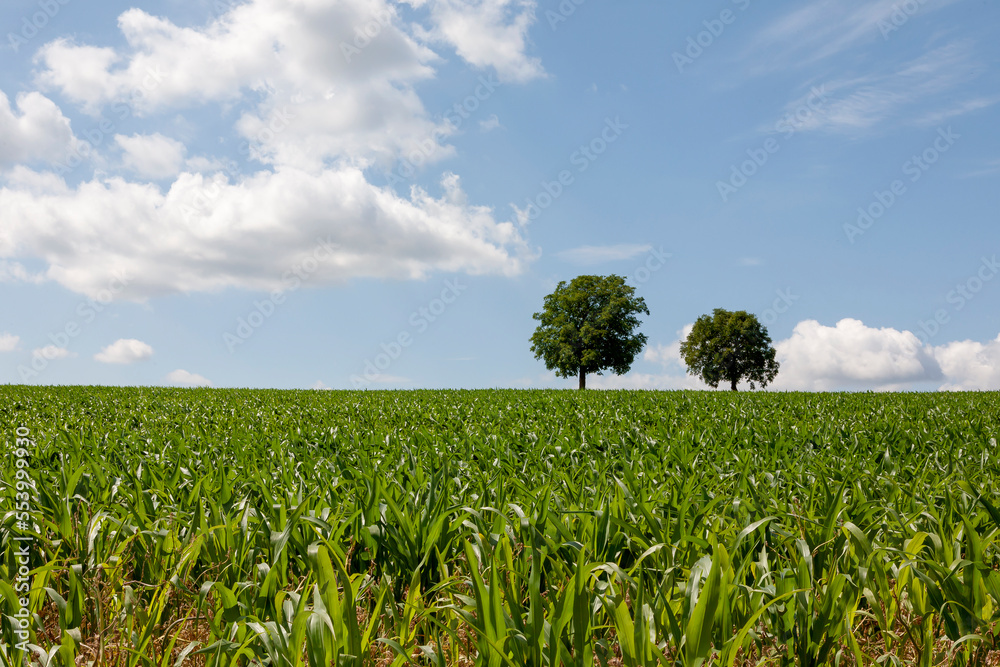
598,319,1000,393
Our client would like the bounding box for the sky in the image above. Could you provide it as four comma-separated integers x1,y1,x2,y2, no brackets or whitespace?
0,0,998,392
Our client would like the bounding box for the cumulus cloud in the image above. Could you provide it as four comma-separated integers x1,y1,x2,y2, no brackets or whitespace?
0,259,46,284
0,0,539,300
165,369,212,387
94,338,154,364
771,319,942,391
0,169,529,300
29,0,540,164
572,319,1000,392
613,324,711,390
0,333,19,352
116,134,186,179
34,2,445,167
0,91,76,165
409,0,544,83
524,316,1000,392
644,324,693,369
933,335,1000,391
770,320,1000,391
37,4,423,113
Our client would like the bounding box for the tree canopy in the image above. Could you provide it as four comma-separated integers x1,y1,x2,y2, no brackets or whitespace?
680,308,779,391
530,275,649,389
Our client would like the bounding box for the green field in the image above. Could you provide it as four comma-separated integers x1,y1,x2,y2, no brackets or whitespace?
2,387,1000,666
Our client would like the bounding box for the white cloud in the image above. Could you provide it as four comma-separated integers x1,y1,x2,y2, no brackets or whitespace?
94,338,154,364
933,335,1000,391
771,319,942,391
0,169,529,300
644,324,694,369
0,0,539,300
543,318,1000,392
0,259,46,284
32,345,73,360
29,0,541,166
526,317,1000,392
0,90,76,165
310,380,332,390
34,2,445,169
165,369,212,387
0,333,19,352
408,0,544,83
620,324,710,390
556,244,652,266
480,114,502,132
116,134,186,179
37,3,422,114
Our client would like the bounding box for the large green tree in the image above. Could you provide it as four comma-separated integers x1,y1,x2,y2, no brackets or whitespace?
530,275,649,390
680,308,779,391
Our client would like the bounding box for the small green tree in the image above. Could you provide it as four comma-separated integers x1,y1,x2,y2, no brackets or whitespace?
530,275,649,390
680,308,779,391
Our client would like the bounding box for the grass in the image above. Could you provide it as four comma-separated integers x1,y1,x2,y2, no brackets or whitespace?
1,387,999,666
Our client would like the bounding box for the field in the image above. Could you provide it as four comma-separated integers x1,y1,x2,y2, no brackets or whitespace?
2,387,1000,666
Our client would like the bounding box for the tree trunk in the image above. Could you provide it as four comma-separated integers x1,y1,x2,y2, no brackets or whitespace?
579,367,586,390
730,378,738,391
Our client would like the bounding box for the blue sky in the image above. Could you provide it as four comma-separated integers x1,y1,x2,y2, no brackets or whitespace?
1,0,998,391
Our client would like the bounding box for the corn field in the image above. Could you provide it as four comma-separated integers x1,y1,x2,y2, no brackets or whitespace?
2,387,1000,666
